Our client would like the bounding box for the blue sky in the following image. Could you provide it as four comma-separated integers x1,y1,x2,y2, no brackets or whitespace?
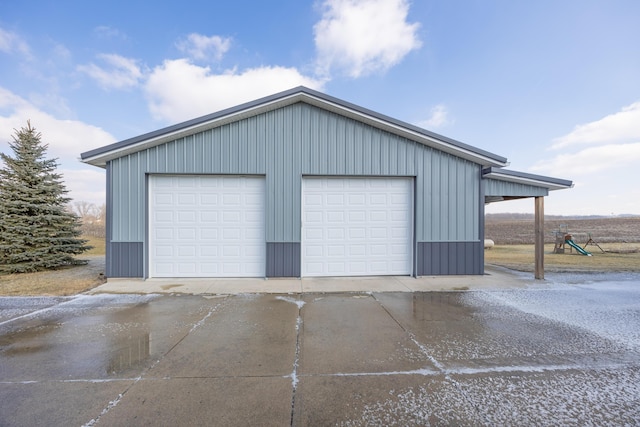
1,0,639,215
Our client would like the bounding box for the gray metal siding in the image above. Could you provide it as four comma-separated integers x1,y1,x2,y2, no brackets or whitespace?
107,242,144,277
417,242,483,275
107,102,484,276
484,179,548,197
105,162,113,276
266,242,301,277
417,150,480,242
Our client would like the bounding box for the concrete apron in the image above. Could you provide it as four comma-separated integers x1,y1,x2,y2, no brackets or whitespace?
2,284,639,426
89,265,538,295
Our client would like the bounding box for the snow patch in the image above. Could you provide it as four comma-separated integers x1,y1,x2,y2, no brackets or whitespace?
276,296,305,309
82,393,124,427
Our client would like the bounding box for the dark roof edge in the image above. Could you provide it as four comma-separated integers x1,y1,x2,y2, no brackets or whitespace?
296,87,508,165
81,86,305,161
483,167,573,190
81,86,508,166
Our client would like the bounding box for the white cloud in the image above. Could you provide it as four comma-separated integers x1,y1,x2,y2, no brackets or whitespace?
94,25,128,41
77,53,145,90
552,102,640,149
531,142,640,176
513,102,640,215
60,168,106,207
176,33,232,62
51,42,72,62
314,0,421,78
145,59,326,123
417,104,452,129
0,27,32,58
0,87,115,204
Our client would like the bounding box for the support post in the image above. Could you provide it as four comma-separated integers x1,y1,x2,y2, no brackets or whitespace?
534,196,544,280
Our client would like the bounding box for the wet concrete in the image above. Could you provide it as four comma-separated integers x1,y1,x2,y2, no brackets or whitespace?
1,275,640,425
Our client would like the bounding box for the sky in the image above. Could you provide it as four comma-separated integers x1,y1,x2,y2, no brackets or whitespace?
1,0,639,216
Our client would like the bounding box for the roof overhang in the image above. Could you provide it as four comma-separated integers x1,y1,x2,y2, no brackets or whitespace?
81,86,508,168
482,167,573,191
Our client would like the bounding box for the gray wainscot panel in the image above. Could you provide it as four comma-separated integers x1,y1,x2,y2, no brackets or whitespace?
266,242,301,277
417,241,483,275
107,242,144,278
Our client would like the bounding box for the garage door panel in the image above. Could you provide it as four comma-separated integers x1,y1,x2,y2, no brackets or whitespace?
370,211,387,221
244,194,262,205
149,175,265,278
200,264,219,274
177,228,196,240
327,228,345,240
200,194,219,205
305,245,323,257
154,228,173,240
244,211,262,222
327,211,344,222
177,211,196,222
178,263,197,274
178,193,197,205
302,177,412,277
154,245,173,257
349,210,366,221
155,193,173,205
200,246,218,256
154,211,173,222
244,227,263,239
177,246,196,257
200,211,218,222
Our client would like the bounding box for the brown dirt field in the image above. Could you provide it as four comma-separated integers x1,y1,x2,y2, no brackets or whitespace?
485,216,640,245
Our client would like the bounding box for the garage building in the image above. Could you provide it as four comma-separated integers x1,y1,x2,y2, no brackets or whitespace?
81,87,572,279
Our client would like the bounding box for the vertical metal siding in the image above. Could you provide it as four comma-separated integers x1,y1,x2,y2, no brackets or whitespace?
484,179,548,197
109,242,143,277
108,101,484,276
110,103,482,243
417,242,482,275
266,242,301,277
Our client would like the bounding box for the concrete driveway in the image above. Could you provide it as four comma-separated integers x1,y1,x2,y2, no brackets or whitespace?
1,273,640,426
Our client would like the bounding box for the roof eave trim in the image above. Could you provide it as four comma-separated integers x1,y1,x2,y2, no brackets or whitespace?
81,86,508,168
299,92,507,167
483,167,573,191
80,90,308,167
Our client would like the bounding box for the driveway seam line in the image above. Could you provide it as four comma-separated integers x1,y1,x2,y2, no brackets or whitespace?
370,293,492,425
80,296,230,426
289,298,304,427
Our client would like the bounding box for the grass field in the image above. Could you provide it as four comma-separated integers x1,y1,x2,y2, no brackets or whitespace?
2,226,639,296
485,243,640,273
0,237,106,296
83,235,106,256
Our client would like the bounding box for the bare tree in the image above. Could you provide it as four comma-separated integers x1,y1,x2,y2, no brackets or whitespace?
71,200,95,220
67,201,106,237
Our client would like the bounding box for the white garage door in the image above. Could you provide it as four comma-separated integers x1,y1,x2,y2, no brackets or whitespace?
302,177,413,277
149,175,265,278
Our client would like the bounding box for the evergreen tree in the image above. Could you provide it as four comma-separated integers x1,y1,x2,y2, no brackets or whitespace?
0,121,91,274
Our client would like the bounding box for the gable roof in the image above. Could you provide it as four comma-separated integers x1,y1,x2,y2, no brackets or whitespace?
80,86,508,168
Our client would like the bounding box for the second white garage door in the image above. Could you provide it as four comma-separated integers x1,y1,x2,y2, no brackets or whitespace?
302,177,413,277
149,175,265,278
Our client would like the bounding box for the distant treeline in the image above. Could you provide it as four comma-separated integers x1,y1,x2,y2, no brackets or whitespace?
485,213,639,221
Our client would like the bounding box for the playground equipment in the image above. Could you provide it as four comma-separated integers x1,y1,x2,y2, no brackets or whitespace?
584,233,605,253
565,238,592,256
553,225,599,256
